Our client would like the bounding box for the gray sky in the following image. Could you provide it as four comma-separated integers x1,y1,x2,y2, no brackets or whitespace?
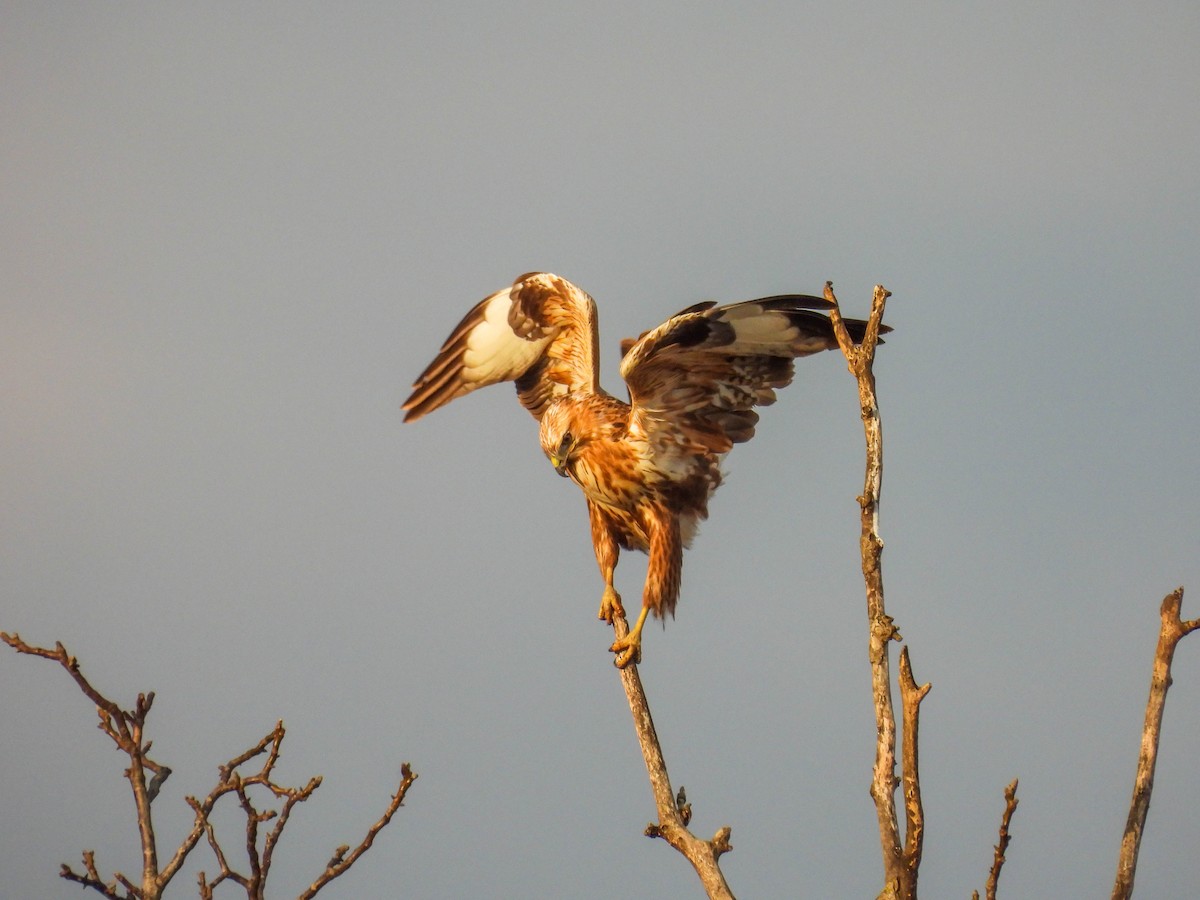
3,2,1198,897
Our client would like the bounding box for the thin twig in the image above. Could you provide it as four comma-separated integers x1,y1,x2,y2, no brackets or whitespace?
260,775,322,889
59,851,130,900
159,722,285,887
297,762,418,900
974,779,1019,900
1111,587,1198,900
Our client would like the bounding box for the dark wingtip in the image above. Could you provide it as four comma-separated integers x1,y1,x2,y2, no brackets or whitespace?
840,318,894,344
753,293,835,310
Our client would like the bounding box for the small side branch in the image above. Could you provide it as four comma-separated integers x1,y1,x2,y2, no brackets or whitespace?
973,779,1019,900
610,614,735,900
59,851,133,900
898,648,932,874
1111,587,1198,900
297,763,418,900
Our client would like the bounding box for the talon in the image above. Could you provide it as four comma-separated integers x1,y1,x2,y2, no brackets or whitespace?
610,634,642,668
609,605,650,669
598,586,624,623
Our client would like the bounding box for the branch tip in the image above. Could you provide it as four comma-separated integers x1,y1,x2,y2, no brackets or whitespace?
1113,585,1196,899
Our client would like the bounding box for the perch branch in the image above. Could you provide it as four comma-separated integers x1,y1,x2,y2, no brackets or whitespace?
609,613,735,899
1111,587,1198,900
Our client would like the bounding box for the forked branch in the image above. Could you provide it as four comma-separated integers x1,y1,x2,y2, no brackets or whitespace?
826,283,931,899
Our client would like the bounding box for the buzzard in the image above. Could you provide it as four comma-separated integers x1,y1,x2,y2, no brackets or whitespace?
403,273,884,667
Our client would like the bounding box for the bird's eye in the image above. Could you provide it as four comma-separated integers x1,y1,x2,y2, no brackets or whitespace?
559,431,574,453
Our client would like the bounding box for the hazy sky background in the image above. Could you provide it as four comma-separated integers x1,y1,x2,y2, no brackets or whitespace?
3,2,1198,897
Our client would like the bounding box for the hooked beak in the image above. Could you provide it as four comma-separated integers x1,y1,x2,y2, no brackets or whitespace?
548,431,578,478
550,453,571,478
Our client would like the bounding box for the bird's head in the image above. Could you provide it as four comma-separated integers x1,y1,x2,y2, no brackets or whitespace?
539,402,581,479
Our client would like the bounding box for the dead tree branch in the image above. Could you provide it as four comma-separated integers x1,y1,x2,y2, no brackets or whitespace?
1,631,413,899
607,613,734,899
827,283,929,900
297,762,417,900
972,778,1019,900
1,633,168,897
1111,587,1198,900
898,647,931,873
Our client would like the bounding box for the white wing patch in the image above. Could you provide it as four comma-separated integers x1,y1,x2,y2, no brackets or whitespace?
460,288,551,383
402,272,600,423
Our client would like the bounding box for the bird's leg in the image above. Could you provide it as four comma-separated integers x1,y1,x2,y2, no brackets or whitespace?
609,505,680,669
589,502,624,623
599,570,624,624
610,604,649,669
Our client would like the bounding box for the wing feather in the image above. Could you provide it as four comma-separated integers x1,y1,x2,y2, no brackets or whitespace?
621,294,886,462
403,273,600,422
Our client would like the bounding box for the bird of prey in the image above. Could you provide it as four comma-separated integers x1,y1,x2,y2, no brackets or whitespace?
403,272,884,667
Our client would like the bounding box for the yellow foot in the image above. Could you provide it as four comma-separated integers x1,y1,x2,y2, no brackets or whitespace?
609,632,642,669
597,586,625,624
607,603,649,669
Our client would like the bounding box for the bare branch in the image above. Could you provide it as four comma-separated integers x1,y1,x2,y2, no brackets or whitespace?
5,636,413,899
113,873,139,897
1,634,136,752
198,798,248,893
2,634,169,897
976,779,1019,900
235,777,266,896
158,722,285,886
827,283,919,898
221,721,285,781
260,775,322,887
59,851,132,900
609,613,735,899
297,762,418,899
1112,587,1197,900
898,647,932,873
127,714,161,896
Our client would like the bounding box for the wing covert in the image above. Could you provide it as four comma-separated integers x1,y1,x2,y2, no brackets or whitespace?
620,293,881,459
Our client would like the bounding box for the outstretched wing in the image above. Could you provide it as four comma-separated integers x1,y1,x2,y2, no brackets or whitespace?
621,294,880,463
403,272,601,422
